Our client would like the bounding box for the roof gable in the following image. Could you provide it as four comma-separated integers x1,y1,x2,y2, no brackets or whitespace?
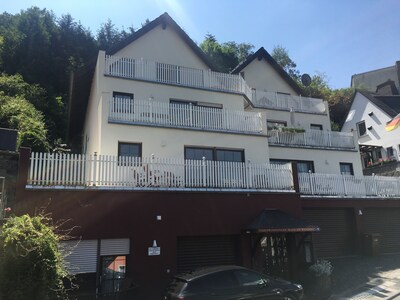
107,13,215,70
231,47,303,95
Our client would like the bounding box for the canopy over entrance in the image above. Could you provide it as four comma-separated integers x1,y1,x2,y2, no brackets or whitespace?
244,209,320,233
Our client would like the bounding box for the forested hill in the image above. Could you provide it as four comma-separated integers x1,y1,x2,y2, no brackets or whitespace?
0,7,353,152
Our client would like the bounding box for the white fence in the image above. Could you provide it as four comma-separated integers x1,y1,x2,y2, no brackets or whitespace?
252,90,326,114
109,97,263,133
268,130,356,150
105,55,253,99
28,153,294,191
299,173,400,197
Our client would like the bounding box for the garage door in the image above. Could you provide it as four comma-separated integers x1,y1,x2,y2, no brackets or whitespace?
364,208,400,254
177,235,241,273
303,209,356,258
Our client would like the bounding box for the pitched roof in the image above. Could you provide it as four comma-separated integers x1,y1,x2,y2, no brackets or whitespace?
358,90,400,118
231,47,303,95
68,13,216,146
107,12,215,70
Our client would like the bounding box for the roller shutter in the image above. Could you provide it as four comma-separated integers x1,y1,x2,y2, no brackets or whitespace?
100,238,130,256
177,235,240,273
60,240,98,274
303,209,356,258
363,208,400,254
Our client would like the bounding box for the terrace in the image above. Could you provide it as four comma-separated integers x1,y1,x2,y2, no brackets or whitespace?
109,97,264,134
26,153,400,198
268,130,357,150
104,55,327,115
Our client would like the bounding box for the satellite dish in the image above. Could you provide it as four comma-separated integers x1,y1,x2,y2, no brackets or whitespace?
301,74,312,86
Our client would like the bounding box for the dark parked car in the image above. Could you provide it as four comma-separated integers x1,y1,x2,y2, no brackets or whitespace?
164,265,304,300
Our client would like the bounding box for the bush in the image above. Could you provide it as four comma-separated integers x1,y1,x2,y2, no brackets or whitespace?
308,259,333,277
0,214,72,299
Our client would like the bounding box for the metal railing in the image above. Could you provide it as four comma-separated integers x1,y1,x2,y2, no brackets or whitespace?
105,55,253,99
28,153,294,191
252,89,326,114
299,173,400,197
109,97,263,133
268,130,356,150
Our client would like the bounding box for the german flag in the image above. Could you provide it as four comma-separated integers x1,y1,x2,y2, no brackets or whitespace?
385,113,400,132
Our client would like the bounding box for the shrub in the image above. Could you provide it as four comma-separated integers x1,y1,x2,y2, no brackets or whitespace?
308,259,333,277
0,214,72,299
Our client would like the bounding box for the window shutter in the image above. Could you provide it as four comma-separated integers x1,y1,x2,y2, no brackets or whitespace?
60,240,98,274
100,238,130,256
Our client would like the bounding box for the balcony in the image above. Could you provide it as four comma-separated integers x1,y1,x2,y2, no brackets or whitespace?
27,153,294,192
252,89,326,114
27,153,400,198
299,173,400,198
108,97,263,134
105,55,252,98
268,130,356,150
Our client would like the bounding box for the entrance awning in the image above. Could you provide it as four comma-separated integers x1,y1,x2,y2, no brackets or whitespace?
244,209,320,233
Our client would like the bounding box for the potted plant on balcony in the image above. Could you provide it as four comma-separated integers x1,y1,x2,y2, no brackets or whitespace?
305,259,333,300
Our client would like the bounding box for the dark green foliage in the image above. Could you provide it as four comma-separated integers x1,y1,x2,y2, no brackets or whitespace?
97,19,135,51
271,45,300,80
200,34,254,73
0,74,50,151
0,214,71,300
0,7,98,145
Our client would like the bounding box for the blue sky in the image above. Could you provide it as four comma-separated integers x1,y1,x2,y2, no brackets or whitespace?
2,0,400,89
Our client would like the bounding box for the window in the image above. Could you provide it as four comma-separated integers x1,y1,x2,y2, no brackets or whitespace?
187,271,237,293
387,147,394,158
357,121,367,137
234,270,265,287
118,142,142,158
112,92,134,114
310,124,323,130
267,120,287,130
270,159,314,173
185,147,244,162
340,163,354,175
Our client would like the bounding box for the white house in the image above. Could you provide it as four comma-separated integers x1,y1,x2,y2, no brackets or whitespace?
342,90,400,168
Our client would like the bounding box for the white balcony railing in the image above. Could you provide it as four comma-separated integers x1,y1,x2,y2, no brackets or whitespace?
28,153,294,191
252,90,326,114
109,97,263,133
105,55,253,99
268,130,356,150
299,173,400,197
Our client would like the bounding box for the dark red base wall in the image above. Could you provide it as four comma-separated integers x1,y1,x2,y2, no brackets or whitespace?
14,188,301,297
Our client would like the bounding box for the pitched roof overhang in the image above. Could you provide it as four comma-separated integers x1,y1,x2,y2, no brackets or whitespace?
231,47,303,95
107,12,215,70
244,209,320,233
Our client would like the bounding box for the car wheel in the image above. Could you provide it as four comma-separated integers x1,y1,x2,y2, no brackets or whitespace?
281,294,297,300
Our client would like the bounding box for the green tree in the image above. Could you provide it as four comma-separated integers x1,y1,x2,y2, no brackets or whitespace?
0,74,50,151
0,214,72,299
271,45,300,80
97,19,135,51
200,34,253,73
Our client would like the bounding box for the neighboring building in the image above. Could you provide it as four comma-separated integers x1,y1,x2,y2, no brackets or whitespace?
13,13,400,299
342,90,400,169
351,61,400,93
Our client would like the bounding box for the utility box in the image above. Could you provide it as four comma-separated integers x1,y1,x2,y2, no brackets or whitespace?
364,233,381,256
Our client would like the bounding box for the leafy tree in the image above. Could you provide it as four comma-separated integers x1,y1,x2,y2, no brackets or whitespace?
0,214,72,299
0,74,50,151
200,34,253,73
271,45,300,80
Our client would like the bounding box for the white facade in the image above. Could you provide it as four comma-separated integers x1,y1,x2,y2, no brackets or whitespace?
81,14,363,177
342,92,400,166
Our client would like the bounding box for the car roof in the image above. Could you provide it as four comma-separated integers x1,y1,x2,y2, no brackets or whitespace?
174,265,247,282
